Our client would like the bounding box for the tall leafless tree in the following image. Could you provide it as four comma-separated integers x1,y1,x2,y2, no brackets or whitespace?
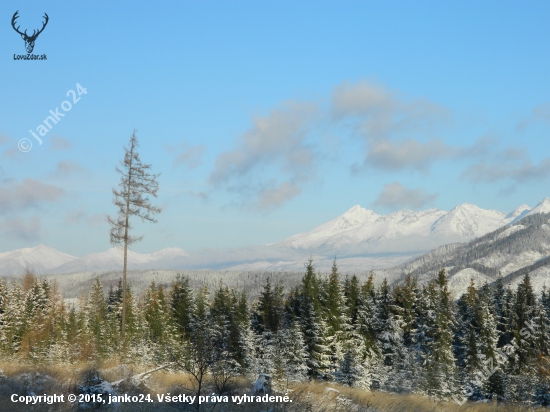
107,130,161,338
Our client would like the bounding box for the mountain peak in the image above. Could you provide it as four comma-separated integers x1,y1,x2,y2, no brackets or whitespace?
451,203,483,211
505,204,531,222
527,197,550,217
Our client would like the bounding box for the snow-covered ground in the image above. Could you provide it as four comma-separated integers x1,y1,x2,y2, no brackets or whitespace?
447,268,493,300
508,265,550,294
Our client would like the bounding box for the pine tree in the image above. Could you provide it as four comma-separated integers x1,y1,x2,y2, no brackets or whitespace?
321,259,351,377
280,321,309,383
393,275,418,347
510,274,537,374
254,277,285,334
343,274,360,325
170,274,196,340
391,275,420,393
3,282,25,355
301,302,331,379
423,269,460,400
143,281,175,363
176,286,223,403
0,279,8,352
86,278,108,357
355,278,378,355
107,130,161,338
374,278,401,367
334,344,369,389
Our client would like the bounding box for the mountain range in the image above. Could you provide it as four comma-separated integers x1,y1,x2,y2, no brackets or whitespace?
383,211,550,298
276,200,541,252
0,198,549,276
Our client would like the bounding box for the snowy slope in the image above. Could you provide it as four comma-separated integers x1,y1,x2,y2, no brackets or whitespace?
430,203,507,238
276,199,548,253
509,266,550,295
277,206,446,250
447,268,494,300
49,247,188,274
390,210,550,297
526,198,550,217
0,245,77,276
2,198,550,276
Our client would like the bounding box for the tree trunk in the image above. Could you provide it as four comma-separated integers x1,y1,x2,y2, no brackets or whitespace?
121,142,134,340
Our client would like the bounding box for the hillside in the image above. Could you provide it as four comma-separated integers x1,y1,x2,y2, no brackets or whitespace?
387,212,550,298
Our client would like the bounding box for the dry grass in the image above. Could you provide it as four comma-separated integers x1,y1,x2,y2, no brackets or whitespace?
285,382,540,412
0,363,543,411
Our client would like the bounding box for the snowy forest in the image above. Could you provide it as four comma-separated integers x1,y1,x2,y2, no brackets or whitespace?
1,260,549,407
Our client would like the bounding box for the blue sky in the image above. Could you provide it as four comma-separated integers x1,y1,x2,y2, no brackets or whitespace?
1,1,550,256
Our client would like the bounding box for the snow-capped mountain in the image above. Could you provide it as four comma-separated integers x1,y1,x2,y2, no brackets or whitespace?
0,245,77,276
387,208,550,299
48,247,188,274
1,198,549,276
276,198,550,253
277,206,446,250
525,197,550,217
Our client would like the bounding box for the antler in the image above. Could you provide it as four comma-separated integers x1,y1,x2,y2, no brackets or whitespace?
30,13,49,39
11,11,27,37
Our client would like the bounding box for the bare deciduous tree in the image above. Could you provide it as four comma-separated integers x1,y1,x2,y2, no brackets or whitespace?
107,130,161,338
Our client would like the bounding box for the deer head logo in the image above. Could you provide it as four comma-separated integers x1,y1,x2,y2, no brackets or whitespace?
11,11,49,54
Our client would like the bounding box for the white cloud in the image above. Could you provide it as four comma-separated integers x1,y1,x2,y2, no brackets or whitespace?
331,80,450,139
462,152,550,186
0,178,65,215
64,210,107,226
209,101,319,211
172,144,205,169
255,181,302,212
0,216,42,242
0,134,10,146
50,136,72,151
331,81,456,173
374,182,438,209
361,138,458,173
517,102,550,131
50,161,85,178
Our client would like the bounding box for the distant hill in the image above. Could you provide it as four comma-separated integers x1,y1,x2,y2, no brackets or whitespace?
0,245,76,276
387,211,550,298
1,198,549,277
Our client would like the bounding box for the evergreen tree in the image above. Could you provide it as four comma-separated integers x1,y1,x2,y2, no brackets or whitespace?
343,274,360,325
334,344,369,389
510,274,537,374
143,281,174,363
301,302,331,379
321,260,352,377
107,130,161,338
170,274,195,340
281,321,309,383
423,269,460,400
254,277,285,334
86,278,108,357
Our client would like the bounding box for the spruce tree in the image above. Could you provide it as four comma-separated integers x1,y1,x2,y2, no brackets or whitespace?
254,277,285,334
281,321,309,383
321,259,351,377
343,274,360,325
86,278,109,357
423,269,460,400
170,274,195,340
